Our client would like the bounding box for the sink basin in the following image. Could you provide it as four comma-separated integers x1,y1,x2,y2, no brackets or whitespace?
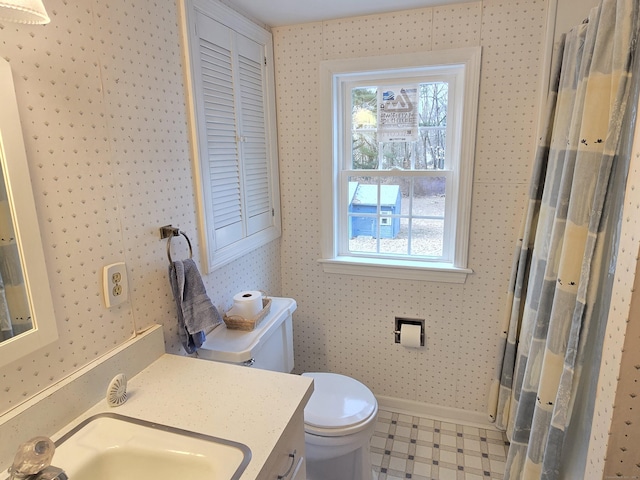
50,413,251,480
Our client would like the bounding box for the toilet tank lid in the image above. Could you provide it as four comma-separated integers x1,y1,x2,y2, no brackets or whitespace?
302,372,377,429
198,297,297,363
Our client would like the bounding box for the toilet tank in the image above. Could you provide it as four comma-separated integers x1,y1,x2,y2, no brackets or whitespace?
198,297,297,373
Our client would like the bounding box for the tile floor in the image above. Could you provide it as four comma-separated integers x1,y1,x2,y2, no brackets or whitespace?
371,409,509,480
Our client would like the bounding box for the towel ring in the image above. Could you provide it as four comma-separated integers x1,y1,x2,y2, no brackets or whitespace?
167,231,193,263
160,225,193,263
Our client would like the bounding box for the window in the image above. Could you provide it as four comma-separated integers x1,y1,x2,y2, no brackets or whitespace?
180,0,281,272
319,48,481,282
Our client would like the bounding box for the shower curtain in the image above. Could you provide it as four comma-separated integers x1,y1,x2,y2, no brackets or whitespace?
488,0,640,478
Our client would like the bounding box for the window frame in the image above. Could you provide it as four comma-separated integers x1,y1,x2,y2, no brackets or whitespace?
319,48,482,283
341,74,457,264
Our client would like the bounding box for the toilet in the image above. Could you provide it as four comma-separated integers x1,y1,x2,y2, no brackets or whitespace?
197,297,378,480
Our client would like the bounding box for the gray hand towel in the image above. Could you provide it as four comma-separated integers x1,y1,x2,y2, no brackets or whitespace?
168,258,222,353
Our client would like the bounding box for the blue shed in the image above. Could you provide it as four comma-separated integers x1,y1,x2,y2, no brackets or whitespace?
349,182,402,238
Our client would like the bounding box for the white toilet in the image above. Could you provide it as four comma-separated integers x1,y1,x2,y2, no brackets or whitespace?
197,297,378,480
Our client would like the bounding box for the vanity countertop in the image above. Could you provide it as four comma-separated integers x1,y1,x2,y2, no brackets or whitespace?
50,354,314,480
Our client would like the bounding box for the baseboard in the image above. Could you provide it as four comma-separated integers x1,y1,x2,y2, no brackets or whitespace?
375,395,501,431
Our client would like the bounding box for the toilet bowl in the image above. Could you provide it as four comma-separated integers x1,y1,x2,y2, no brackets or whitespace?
302,372,378,480
197,297,378,480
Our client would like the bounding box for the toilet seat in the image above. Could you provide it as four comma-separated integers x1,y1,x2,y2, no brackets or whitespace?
302,372,377,437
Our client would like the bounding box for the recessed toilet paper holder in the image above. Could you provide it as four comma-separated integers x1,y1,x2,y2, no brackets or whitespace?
394,317,425,346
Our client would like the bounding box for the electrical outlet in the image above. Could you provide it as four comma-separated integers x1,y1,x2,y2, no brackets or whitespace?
103,262,128,308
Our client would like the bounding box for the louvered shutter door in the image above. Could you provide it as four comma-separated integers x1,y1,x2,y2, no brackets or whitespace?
195,14,243,248
236,33,272,235
186,1,281,270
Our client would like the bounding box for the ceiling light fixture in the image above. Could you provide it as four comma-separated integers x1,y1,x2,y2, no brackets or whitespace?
0,0,50,24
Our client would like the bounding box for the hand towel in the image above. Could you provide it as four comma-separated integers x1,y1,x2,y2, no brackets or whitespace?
168,258,222,354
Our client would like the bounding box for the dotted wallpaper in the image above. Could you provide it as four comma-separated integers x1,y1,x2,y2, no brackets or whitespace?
273,0,545,414
0,0,280,415
589,93,640,477
603,256,640,478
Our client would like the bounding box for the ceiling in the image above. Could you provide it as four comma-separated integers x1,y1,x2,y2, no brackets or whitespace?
228,0,473,27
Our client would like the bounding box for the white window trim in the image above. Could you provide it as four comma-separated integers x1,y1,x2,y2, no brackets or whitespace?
180,0,281,273
319,48,481,282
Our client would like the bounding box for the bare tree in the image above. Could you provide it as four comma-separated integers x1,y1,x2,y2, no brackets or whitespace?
350,82,448,174
418,82,448,170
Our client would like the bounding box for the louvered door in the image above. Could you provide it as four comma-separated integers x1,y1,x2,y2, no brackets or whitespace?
195,14,242,249
236,33,271,236
187,2,280,268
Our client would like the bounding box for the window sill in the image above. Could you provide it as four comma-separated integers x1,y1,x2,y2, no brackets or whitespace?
317,256,472,283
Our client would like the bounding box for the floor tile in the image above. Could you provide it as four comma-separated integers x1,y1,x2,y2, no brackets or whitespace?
440,434,458,447
371,409,508,480
437,466,459,480
463,438,482,452
417,429,434,442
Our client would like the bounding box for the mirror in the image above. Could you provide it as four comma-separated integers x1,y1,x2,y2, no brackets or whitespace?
0,56,58,367
0,165,31,339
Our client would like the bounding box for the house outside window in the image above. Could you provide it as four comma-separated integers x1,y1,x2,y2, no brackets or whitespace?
319,48,481,282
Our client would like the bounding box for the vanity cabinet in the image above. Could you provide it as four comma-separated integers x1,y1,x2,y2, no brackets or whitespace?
262,409,306,480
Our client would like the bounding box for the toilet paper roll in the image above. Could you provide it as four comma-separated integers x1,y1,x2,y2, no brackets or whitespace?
232,291,263,319
400,323,422,348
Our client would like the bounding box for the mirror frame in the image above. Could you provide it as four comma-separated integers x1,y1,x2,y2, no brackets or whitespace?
0,57,58,368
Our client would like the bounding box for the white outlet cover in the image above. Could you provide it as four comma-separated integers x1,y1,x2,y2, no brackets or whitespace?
103,262,128,308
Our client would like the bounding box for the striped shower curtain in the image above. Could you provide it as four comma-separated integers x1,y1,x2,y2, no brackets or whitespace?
488,0,639,478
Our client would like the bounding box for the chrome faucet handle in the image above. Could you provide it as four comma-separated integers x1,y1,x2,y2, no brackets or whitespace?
8,437,66,480
29,467,68,480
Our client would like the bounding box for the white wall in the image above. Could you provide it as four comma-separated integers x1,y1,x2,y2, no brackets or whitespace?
274,0,547,415
0,0,281,415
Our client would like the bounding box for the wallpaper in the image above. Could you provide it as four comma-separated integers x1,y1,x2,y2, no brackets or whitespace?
0,0,281,415
602,254,640,478
274,0,545,413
